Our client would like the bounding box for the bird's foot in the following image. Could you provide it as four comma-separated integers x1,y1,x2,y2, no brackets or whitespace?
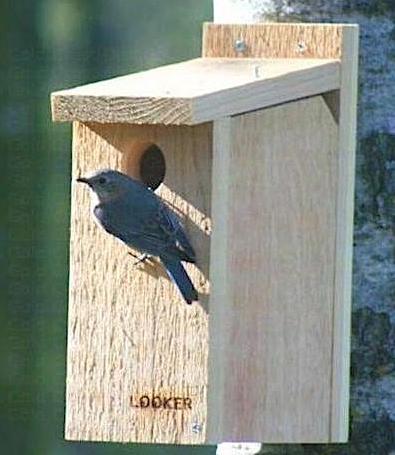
128,252,151,266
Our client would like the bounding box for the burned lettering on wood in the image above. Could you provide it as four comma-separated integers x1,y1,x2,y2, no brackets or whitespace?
130,393,193,410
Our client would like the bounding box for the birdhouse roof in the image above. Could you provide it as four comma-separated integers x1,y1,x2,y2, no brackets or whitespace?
51,57,339,126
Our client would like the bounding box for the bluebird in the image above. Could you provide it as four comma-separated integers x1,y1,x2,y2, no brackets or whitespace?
77,169,198,304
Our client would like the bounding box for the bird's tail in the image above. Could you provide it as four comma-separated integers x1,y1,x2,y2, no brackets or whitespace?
161,258,198,304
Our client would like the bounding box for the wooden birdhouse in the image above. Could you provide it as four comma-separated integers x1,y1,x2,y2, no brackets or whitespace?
51,23,358,444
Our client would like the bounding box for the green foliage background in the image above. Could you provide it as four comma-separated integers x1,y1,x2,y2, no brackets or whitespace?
1,1,214,453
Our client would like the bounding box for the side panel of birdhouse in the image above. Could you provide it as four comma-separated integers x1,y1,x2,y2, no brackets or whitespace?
204,23,358,444
208,95,342,443
65,122,211,444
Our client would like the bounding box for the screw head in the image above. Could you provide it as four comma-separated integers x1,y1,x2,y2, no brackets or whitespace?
192,422,202,433
234,39,247,53
296,41,307,53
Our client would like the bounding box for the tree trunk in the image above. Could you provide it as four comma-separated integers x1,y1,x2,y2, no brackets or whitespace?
214,1,395,454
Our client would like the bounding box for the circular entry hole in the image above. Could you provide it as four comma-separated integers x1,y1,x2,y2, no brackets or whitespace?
139,144,166,191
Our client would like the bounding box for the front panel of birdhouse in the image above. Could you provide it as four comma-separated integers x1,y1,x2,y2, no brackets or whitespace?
66,122,212,444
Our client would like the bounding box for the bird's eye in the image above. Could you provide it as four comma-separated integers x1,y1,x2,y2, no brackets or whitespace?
98,177,106,184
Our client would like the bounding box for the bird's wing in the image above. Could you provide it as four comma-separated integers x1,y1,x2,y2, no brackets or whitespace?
160,205,196,262
94,203,163,250
139,202,195,262
126,203,195,262
95,199,195,262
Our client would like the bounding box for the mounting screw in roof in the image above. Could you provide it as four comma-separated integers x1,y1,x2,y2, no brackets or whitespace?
234,39,247,53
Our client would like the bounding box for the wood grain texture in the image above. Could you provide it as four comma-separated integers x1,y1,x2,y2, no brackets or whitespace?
205,22,358,444
208,96,339,443
330,25,359,442
60,23,358,445
51,57,340,125
203,22,347,59
66,121,211,444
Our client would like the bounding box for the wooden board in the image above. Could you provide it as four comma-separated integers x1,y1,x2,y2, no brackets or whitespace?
66,121,211,444
208,96,338,443
51,57,340,125
205,23,358,443
203,22,348,59
331,25,359,442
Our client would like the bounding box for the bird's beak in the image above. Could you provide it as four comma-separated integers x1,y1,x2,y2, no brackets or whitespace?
77,177,90,185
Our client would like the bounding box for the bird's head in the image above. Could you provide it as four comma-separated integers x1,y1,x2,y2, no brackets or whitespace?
77,169,135,202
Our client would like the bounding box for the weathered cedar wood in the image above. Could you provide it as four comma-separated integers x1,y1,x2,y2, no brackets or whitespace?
55,23,358,445
51,57,340,125
331,26,359,441
202,23,349,59
66,121,211,443
206,23,358,443
209,96,337,443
